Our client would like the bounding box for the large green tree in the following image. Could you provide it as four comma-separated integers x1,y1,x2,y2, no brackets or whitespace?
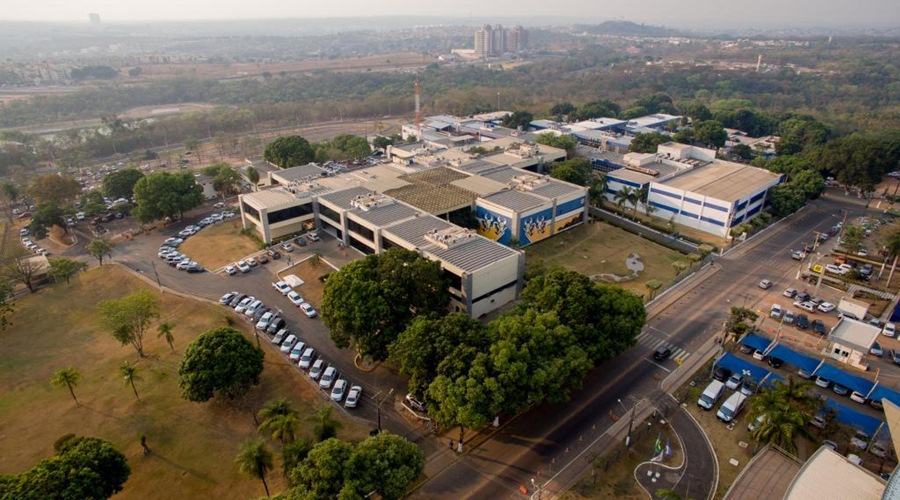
96,289,161,357
2,436,130,500
629,132,670,153
289,438,355,499
549,158,592,186
102,168,144,200
344,433,425,500
501,110,534,130
776,116,829,156
28,202,66,238
518,268,645,363
572,99,621,120
326,134,372,160
389,313,490,397
28,174,81,206
264,135,315,168
48,257,87,285
322,248,449,361
86,237,115,266
693,120,727,148
132,171,203,223
178,327,264,402
535,133,578,159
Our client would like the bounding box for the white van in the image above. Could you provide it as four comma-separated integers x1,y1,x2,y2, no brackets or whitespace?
698,380,725,410
716,392,747,422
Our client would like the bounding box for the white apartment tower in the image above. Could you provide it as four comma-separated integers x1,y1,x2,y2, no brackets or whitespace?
474,24,527,58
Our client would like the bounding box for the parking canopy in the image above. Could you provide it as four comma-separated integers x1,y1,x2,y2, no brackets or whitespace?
868,385,900,407
739,334,772,353
768,345,820,373
822,397,883,436
715,353,772,382
814,363,875,395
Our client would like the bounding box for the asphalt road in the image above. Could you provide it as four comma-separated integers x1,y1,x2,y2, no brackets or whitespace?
414,196,871,499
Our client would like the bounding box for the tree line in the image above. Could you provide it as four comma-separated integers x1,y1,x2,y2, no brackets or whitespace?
320,249,646,447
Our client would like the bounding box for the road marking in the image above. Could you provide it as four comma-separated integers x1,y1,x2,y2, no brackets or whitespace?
643,359,672,372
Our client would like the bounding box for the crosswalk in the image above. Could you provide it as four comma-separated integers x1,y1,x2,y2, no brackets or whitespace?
636,330,691,363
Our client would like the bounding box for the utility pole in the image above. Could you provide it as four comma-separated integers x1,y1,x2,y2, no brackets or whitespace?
376,388,394,433
618,398,635,447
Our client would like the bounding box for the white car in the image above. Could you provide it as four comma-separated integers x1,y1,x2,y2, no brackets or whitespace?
235,260,251,273
280,242,295,252
299,348,316,370
307,231,320,242
280,334,298,353
224,265,237,275
770,304,783,319
219,291,239,305
308,358,324,378
330,379,348,402
345,385,362,408
256,311,275,330
287,291,304,306
319,367,336,390
794,301,817,313
272,281,292,295
300,302,317,318
818,302,836,313
234,296,255,314
725,373,743,390
246,257,259,267
289,342,306,361
883,323,896,338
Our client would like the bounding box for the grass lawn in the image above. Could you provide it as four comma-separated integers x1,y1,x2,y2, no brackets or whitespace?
523,221,688,295
0,265,367,499
278,257,332,309
564,416,683,499
179,219,260,270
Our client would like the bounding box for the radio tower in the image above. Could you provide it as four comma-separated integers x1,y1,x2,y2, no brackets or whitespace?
415,78,422,141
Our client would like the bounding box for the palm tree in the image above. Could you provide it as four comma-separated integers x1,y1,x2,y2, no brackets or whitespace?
883,228,900,287
310,405,342,442
51,367,82,404
614,186,634,213
120,361,142,401
258,398,300,444
591,174,609,206
746,376,816,454
157,321,175,352
235,438,273,497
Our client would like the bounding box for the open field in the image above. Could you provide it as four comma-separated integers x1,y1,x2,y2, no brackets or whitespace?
178,219,260,270
523,221,688,295
0,265,367,499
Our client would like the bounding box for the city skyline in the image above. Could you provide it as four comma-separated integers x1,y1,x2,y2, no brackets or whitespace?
2,0,898,29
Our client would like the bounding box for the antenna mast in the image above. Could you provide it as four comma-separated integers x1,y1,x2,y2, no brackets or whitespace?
415,78,422,141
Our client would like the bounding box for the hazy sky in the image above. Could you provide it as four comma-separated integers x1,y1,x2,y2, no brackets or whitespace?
3,0,899,28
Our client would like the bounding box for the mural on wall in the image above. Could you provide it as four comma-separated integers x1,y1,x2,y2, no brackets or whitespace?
519,207,553,246
476,205,512,245
554,211,584,232
553,196,587,233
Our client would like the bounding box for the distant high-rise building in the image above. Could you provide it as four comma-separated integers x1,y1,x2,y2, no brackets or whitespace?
491,24,507,55
474,24,493,58
507,26,528,53
89,13,101,25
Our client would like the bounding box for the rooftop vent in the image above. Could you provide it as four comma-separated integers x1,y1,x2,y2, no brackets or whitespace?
424,227,477,250
350,192,393,211
509,173,550,191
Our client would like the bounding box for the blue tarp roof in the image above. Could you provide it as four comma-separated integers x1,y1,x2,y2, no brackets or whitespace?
869,385,900,407
768,345,820,373
740,334,772,352
716,353,772,382
822,397,883,435
815,364,875,395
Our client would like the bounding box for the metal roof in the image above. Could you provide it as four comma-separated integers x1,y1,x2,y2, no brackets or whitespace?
428,236,519,273
528,180,582,199
348,200,419,227
382,214,454,249
241,188,302,209
317,186,372,209
270,163,327,183
480,189,546,212
660,161,781,202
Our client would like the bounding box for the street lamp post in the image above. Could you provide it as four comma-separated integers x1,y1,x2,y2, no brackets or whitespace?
376,388,394,433
618,398,635,447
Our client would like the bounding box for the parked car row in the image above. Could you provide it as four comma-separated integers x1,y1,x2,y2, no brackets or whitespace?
218,290,354,407
271,281,318,318
20,236,49,257
158,240,204,273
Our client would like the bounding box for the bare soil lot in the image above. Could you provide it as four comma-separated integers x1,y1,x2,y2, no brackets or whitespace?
0,265,366,499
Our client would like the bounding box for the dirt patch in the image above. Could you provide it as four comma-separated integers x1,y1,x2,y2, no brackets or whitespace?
178,219,260,270
0,265,366,499
524,221,686,295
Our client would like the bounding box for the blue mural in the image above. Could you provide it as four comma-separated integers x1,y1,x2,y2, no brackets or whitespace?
476,205,512,245
519,207,553,246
